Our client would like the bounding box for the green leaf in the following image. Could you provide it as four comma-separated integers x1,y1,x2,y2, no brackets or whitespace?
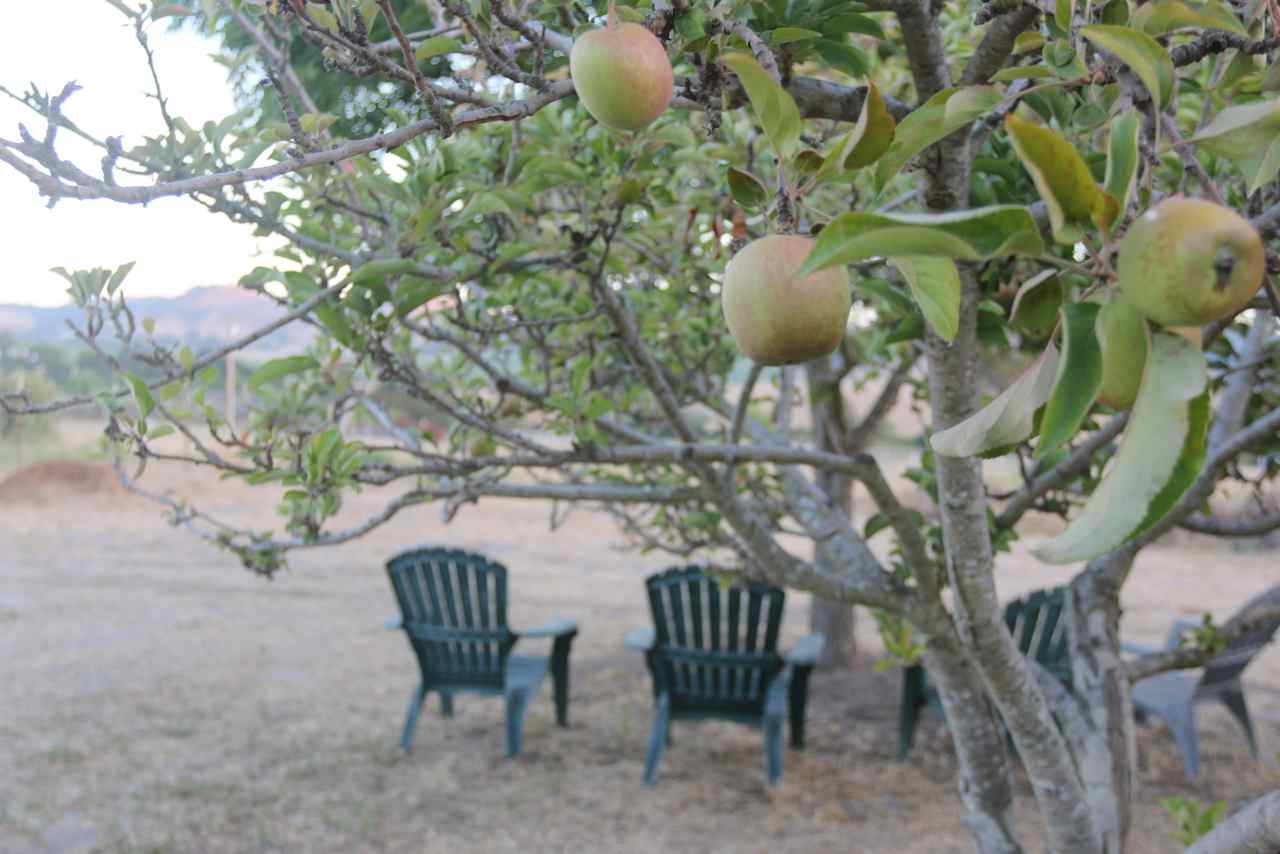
249,355,320,390
1131,0,1246,35
1080,25,1176,109
675,10,707,40
797,205,1044,276
1035,302,1103,458
811,81,896,183
107,261,136,295
814,38,868,76
1034,333,1208,563
991,66,1058,82
298,112,339,135
931,343,1060,457
767,27,823,44
124,372,155,421
1104,111,1141,211
146,423,176,440
1014,31,1047,53
891,257,960,342
308,6,340,31
727,166,770,211
843,81,896,169
723,52,803,161
1009,269,1064,339
393,279,448,318
415,36,462,61
820,13,885,39
1191,98,1280,195
1057,0,1075,33
351,257,420,287
874,87,1002,192
1005,113,1119,242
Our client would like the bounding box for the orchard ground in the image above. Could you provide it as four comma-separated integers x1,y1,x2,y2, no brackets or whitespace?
2,418,1278,853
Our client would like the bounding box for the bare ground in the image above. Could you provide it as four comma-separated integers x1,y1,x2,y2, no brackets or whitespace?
2,430,1279,853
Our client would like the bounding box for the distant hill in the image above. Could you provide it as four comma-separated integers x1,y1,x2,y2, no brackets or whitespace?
0,286,313,358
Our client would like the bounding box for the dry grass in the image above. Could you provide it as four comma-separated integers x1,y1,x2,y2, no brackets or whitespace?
1,422,1279,853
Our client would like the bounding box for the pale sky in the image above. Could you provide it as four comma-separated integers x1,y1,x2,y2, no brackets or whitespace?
0,3,270,307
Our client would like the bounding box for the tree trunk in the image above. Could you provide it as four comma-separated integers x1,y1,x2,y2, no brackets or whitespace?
812,468,856,668
1068,564,1138,854
922,627,1023,854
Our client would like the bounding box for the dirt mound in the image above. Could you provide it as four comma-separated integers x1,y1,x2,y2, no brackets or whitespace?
0,460,131,504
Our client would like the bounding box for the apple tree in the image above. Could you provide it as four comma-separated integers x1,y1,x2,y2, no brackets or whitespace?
3,0,1280,850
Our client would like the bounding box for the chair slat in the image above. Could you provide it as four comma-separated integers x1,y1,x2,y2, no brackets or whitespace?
643,566,785,711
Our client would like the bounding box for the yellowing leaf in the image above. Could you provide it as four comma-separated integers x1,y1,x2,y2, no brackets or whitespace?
931,344,1060,457
1034,334,1208,563
1005,114,1118,242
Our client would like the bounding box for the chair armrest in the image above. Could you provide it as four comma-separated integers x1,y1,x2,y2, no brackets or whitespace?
787,633,825,667
625,627,655,651
517,617,578,638
384,617,403,630
1121,641,1156,655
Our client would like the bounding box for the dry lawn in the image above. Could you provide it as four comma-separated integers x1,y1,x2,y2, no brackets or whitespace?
2,422,1279,853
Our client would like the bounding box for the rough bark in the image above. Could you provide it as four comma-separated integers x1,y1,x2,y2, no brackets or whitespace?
926,270,1100,854
919,624,1024,854
1068,564,1138,854
807,358,858,668
812,470,857,667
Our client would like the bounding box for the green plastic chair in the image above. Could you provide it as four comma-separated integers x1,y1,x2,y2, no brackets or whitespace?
625,566,824,785
897,586,1072,759
385,547,578,758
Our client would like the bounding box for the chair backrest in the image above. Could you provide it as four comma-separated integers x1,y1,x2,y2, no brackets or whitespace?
645,566,785,715
1200,588,1280,690
1004,586,1071,685
386,547,515,689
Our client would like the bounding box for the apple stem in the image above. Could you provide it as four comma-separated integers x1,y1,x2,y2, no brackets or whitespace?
607,0,617,28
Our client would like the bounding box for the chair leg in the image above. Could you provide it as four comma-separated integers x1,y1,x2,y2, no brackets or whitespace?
1165,705,1202,780
401,681,428,753
764,714,784,785
643,695,671,785
439,691,454,718
898,665,926,761
551,633,575,728
1219,689,1258,756
789,665,812,750
505,688,531,759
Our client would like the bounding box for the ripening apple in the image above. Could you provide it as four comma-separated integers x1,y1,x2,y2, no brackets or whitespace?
721,235,851,366
569,19,673,132
1117,196,1265,327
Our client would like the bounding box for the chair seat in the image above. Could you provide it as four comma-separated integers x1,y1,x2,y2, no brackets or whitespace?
1132,670,1197,714
504,655,550,692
